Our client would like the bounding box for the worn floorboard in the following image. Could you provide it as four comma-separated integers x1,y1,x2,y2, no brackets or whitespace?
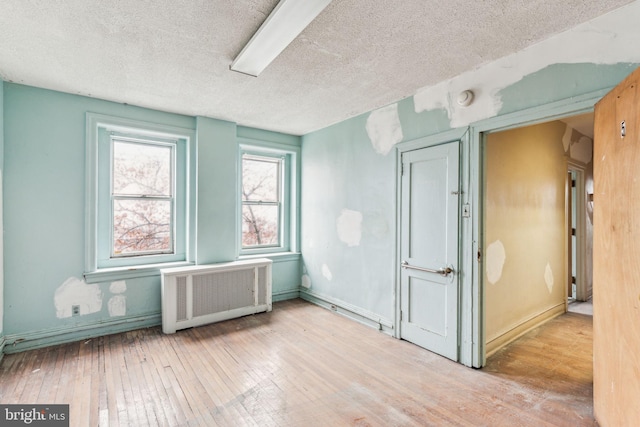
0,299,594,426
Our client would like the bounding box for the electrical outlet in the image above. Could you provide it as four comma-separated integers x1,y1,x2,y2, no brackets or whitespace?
72,305,80,317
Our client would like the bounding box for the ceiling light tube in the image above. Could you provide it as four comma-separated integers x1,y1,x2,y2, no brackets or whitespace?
230,0,332,77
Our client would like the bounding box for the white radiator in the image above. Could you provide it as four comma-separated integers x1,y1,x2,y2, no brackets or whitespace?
161,258,272,334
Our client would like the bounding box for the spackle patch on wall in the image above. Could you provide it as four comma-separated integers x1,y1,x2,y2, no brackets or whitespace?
365,103,403,155
570,136,593,164
562,125,573,152
486,240,506,285
322,264,333,281
301,274,311,289
564,124,593,164
108,281,127,317
108,295,126,317
336,209,363,247
110,280,126,294
413,2,640,127
54,277,102,318
544,263,554,294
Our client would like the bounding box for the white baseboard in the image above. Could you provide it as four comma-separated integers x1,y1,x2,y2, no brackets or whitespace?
300,289,394,335
485,302,566,357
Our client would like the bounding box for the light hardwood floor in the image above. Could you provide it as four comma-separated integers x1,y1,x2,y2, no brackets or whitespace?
0,299,594,426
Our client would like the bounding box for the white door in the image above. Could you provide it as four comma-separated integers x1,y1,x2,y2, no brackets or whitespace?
400,141,459,361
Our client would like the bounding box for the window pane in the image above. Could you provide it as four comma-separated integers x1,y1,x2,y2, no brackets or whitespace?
113,199,172,255
242,156,280,202
242,205,279,247
113,140,172,196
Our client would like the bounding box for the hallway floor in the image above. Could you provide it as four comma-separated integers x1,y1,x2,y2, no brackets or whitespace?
568,299,593,316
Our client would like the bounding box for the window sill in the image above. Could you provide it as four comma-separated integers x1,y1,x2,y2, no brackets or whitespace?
84,261,194,284
239,252,301,263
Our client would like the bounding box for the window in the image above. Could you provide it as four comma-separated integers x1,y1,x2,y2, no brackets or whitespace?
110,136,175,257
240,144,297,254
86,113,194,278
242,154,283,248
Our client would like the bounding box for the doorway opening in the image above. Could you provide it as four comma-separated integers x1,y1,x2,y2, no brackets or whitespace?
482,113,594,358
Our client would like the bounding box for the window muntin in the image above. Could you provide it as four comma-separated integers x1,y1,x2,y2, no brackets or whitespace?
241,154,283,249
111,137,175,257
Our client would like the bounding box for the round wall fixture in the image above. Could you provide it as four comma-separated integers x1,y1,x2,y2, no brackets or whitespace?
457,90,474,107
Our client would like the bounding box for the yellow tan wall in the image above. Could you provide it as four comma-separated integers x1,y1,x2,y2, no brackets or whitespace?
484,121,568,354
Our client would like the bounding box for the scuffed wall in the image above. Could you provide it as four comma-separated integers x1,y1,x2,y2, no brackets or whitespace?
484,121,568,350
302,57,635,338
301,104,399,323
2,84,301,348
413,2,640,129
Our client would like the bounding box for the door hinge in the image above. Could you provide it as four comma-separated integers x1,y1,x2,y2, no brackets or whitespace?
400,310,403,321
401,162,405,175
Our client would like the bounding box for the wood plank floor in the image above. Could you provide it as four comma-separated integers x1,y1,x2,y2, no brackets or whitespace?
0,299,594,426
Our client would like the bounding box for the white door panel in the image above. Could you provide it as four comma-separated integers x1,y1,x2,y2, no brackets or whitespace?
400,141,459,361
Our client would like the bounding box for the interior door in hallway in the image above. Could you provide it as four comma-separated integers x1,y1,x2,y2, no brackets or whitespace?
400,141,460,361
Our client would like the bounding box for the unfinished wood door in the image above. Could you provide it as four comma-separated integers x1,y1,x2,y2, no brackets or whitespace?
593,66,640,426
399,141,460,361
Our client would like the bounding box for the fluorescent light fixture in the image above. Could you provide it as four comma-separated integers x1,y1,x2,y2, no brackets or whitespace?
230,0,332,77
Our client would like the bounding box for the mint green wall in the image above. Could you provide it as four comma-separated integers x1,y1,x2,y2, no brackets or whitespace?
301,115,396,322
2,83,301,350
196,116,238,264
300,63,637,330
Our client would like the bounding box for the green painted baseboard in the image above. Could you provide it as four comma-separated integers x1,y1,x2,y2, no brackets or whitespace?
300,289,394,335
2,289,302,355
272,289,300,302
3,313,161,354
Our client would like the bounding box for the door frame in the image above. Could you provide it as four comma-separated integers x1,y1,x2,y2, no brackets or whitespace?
567,160,588,303
470,87,609,367
394,127,474,365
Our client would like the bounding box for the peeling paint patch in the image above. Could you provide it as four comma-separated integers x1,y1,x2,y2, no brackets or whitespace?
414,2,640,127
545,263,554,293
562,125,573,152
322,264,333,281
336,209,363,247
365,103,403,155
108,295,126,317
110,280,127,294
54,277,103,318
486,240,506,285
301,274,311,289
570,136,593,164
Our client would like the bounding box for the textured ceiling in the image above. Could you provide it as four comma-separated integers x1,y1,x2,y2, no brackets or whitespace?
0,0,632,135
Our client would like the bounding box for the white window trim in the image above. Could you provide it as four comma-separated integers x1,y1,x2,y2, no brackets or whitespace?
84,113,196,282
238,140,299,256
